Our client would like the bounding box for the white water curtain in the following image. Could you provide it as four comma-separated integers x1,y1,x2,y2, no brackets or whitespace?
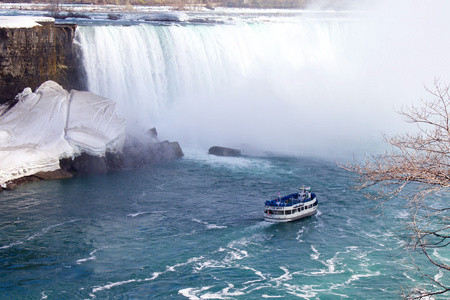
76,8,450,157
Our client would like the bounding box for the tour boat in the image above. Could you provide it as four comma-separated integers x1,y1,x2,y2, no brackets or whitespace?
264,187,318,222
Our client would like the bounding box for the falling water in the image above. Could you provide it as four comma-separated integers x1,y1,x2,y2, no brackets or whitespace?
76,3,450,159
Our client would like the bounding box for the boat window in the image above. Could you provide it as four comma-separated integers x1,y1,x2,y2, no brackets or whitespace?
286,210,292,215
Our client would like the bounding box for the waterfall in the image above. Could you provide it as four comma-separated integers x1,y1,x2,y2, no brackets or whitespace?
75,8,450,158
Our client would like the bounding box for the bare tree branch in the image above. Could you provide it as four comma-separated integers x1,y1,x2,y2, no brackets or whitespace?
339,79,450,299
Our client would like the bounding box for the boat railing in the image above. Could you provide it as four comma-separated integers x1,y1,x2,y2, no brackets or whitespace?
265,192,316,207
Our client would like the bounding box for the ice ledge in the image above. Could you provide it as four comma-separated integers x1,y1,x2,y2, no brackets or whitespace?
0,81,126,186
0,16,55,28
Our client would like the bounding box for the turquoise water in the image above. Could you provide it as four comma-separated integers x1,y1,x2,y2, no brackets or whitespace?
0,152,433,299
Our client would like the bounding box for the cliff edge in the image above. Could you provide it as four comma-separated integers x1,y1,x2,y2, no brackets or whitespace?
0,16,83,105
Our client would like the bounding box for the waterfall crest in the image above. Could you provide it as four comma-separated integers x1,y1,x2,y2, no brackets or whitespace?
76,8,450,157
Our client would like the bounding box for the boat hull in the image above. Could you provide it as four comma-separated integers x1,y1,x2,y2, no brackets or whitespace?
264,197,318,223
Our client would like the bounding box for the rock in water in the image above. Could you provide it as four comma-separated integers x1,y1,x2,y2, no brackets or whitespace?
208,146,241,157
122,134,184,168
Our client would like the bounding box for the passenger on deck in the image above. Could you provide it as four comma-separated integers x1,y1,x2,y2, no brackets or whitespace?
299,190,306,200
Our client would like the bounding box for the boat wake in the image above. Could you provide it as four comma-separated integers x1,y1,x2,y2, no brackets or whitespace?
192,218,227,230
84,217,403,299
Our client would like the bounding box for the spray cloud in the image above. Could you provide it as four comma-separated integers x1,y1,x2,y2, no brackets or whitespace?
77,0,450,159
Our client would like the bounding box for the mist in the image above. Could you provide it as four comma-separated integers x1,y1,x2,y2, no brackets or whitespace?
77,1,450,160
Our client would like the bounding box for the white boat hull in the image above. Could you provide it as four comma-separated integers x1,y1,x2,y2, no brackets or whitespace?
264,197,318,223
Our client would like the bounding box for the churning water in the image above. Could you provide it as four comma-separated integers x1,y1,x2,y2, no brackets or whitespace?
0,152,434,299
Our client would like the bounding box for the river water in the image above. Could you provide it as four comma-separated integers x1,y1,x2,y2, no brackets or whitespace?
0,151,428,299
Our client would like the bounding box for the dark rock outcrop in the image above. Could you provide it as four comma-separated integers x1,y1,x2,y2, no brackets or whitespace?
59,151,125,175
122,130,184,168
208,146,241,157
56,128,184,177
71,153,108,175
0,19,85,105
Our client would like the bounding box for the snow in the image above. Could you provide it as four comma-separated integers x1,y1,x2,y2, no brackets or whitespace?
0,81,126,186
0,16,55,28
66,90,126,155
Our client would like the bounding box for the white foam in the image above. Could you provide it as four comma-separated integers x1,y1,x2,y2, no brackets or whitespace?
76,256,95,264
166,256,204,272
192,218,227,230
201,283,246,298
76,247,108,264
206,224,227,229
224,239,251,263
310,245,320,260
193,259,226,272
344,271,381,285
192,218,208,225
181,148,274,172
308,246,346,275
179,286,212,300
433,249,450,264
242,266,267,284
145,272,161,281
271,266,292,282
92,279,137,293
0,219,78,249
127,211,151,217
90,255,204,295
396,210,409,219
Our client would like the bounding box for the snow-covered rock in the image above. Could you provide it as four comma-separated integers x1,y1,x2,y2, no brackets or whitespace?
0,16,55,28
0,81,126,186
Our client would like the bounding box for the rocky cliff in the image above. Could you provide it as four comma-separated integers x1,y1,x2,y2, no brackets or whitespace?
0,17,84,105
